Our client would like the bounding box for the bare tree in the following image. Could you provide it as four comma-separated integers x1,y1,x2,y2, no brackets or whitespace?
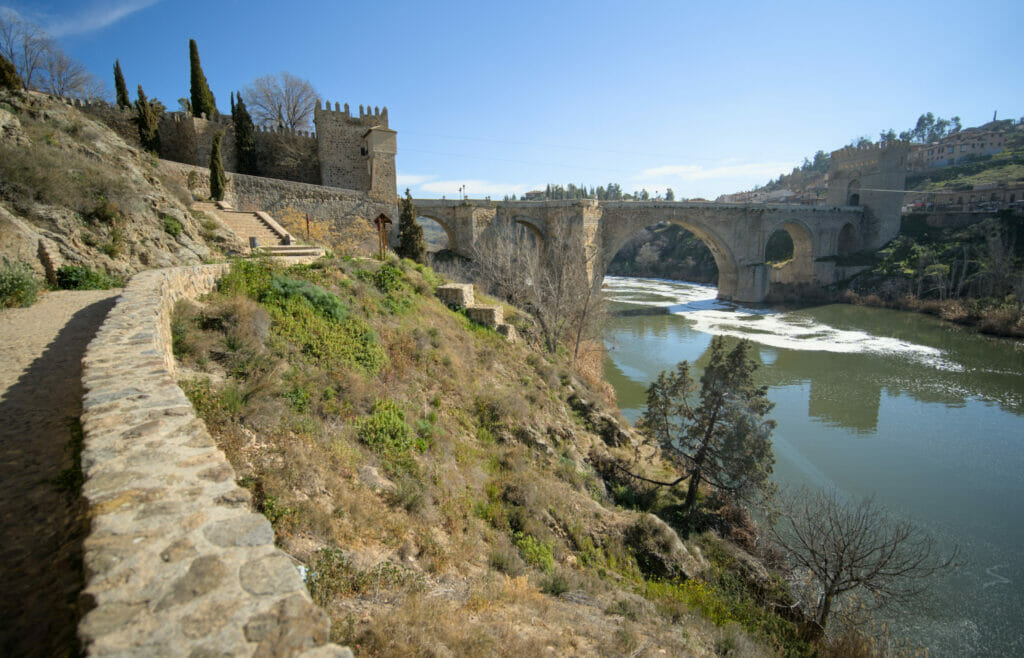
0,8,51,89
241,72,318,131
0,10,103,99
769,487,957,631
41,48,104,100
473,219,605,358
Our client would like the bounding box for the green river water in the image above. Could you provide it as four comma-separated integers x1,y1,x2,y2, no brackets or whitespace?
601,276,1024,657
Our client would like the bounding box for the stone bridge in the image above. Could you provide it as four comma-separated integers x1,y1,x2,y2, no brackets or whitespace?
413,198,864,302
411,142,909,302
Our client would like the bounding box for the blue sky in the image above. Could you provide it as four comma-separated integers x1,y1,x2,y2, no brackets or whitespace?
4,0,1023,199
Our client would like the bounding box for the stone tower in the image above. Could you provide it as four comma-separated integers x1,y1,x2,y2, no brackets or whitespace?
826,141,909,250
313,101,396,201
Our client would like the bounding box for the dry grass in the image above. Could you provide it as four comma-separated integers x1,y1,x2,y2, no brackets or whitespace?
172,256,833,656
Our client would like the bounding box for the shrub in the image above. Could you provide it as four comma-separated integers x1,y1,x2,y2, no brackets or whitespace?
268,274,348,322
0,261,41,308
89,200,123,224
162,214,183,237
269,297,386,374
374,261,406,294
55,264,122,290
514,531,555,574
356,399,413,455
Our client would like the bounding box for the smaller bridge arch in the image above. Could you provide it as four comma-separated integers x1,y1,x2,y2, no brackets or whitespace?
415,212,458,253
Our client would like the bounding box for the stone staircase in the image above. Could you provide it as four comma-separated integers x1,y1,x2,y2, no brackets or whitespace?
193,201,325,262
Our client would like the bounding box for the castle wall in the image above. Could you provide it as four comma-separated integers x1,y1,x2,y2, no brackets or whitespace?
827,142,909,249
314,102,389,192
72,99,395,200
78,264,345,656
253,126,320,184
160,160,397,240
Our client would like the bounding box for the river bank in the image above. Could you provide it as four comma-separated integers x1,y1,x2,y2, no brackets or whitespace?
840,290,1024,339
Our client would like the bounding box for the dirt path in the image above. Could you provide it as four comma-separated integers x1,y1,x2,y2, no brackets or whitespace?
0,290,120,657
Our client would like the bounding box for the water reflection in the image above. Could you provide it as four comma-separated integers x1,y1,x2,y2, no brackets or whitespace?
603,276,1024,657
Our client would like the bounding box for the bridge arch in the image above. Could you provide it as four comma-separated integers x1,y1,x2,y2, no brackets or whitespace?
601,218,740,300
414,212,458,253
512,216,545,247
765,220,815,291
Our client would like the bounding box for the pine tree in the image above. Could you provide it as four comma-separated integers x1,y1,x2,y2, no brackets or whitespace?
113,60,130,108
0,53,20,91
209,131,227,201
134,85,160,153
396,189,425,263
232,93,257,175
189,39,216,118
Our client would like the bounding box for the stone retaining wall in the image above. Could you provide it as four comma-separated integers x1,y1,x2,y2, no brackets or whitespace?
79,264,348,657
160,160,397,237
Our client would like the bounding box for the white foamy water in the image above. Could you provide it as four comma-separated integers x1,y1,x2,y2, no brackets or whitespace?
603,276,962,370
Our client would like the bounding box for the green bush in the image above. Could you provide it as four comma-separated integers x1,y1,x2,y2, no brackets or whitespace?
514,531,555,574
356,399,414,455
373,261,406,293
218,258,277,299
268,297,386,374
55,264,123,290
0,261,41,308
162,214,183,237
269,274,348,322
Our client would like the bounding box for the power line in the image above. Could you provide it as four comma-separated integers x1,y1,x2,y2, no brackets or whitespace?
400,147,637,174
400,130,726,162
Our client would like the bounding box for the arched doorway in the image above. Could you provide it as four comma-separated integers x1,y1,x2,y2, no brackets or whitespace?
837,223,860,256
847,179,861,206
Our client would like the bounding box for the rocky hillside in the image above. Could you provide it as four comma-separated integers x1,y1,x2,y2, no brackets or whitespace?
0,89,242,282
171,256,812,656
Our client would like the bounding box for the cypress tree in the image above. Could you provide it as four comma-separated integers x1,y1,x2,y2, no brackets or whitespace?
209,131,227,201
188,39,216,118
396,189,425,263
113,60,130,108
0,53,21,91
232,93,257,175
134,85,161,153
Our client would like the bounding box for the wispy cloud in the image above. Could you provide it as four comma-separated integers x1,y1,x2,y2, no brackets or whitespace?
396,173,435,188
628,160,795,199
40,0,160,37
409,177,535,198
638,161,792,182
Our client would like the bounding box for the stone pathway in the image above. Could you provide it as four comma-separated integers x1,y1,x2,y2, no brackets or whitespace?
0,290,120,657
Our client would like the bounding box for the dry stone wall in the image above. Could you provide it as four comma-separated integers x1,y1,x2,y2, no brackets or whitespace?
79,264,349,657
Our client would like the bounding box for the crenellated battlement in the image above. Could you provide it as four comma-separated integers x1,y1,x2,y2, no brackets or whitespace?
830,140,910,172
314,99,388,128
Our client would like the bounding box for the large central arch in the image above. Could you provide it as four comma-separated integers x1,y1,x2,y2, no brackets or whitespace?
600,217,740,299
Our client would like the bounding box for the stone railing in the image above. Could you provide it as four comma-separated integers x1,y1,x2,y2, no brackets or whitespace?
78,264,348,657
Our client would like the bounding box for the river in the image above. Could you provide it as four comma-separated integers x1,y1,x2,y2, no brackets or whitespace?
601,276,1024,657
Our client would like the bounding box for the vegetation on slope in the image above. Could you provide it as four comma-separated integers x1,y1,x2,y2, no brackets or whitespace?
0,88,243,301
172,255,841,656
844,211,1024,337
